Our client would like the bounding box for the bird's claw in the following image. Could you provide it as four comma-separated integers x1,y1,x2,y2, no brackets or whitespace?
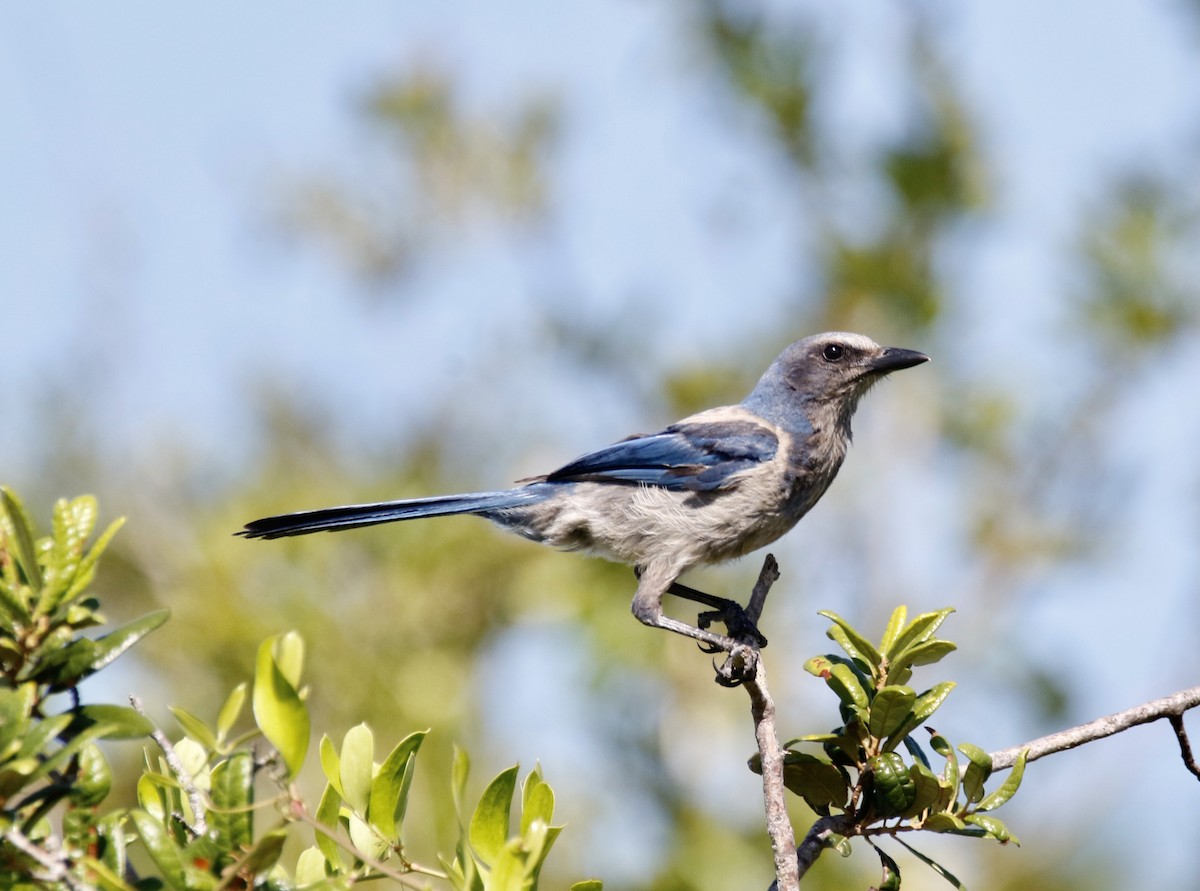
697,605,768,649
693,604,765,686
712,644,758,687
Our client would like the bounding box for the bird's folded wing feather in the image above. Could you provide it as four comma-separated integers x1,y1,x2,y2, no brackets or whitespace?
541,419,778,491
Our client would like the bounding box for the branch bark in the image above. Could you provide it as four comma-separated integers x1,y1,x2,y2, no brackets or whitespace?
733,556,800,891
989,685,1200,773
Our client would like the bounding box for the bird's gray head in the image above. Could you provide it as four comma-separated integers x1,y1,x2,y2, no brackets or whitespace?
742,332,929,432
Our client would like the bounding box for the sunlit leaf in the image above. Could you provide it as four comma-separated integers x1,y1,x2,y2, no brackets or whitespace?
217,682,248,742
131,809,191,891
887,608,955,660
339,723,374,815
976,748,1028,812
817,610,882,669
965,812,1017,844
902,762,942,818
252,633,310,778
879,605,908,655
958,742,992,805
369,729,427,839
171,706,219,751
1,486,43,592
210,751,254,851
869,685,916,739
314,782,344,870
469,764,518,868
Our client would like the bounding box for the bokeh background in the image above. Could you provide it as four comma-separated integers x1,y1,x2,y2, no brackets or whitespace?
4,2,1199,889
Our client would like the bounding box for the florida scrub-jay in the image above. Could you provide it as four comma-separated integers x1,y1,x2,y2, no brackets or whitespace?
240,332,928,652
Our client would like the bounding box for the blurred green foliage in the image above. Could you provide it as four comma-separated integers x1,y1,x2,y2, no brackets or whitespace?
0,490,600,891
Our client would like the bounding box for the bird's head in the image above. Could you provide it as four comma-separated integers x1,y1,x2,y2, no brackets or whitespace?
743,332,929,431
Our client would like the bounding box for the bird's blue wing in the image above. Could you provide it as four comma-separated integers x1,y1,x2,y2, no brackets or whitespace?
543,420,778,491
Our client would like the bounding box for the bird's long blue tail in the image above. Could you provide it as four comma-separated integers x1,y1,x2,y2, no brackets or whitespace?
238,489,546,540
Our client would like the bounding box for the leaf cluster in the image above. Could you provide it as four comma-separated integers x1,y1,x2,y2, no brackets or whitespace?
1,487,165,888
0,489,598,891
757,606,1028,889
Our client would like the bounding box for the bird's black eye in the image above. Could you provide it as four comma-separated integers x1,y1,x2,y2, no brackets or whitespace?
822,343,845,362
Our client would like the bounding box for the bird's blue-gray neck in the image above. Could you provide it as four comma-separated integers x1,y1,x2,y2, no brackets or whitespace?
740,364,816,436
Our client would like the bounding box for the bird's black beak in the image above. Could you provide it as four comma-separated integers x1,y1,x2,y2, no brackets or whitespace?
871,347,930,374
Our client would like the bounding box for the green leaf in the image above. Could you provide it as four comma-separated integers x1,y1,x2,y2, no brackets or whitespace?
368,729,427,839
892,639,957,675
923,812,970,833
274,630,305,690
571,882,604,891
867,752,915,817
964,812,1017,844
872,842,902,891
451,744,471,823
32,610,169,690
0,683,36,760
780,752,850,809
171,706,220,751
521,772,555,835
339,723,374,815
38,496,98,615
131,808,190,891
252,633,310,779
885,682,957,751
216,682,248,742
825,662,870,714
894,837,968,889
976,748,1028,812
319,735,345,798
313,782,344,870
60,517,125,610
868,685,916,739
958,743,992,805
887,608,955,660
928,730,960,811
817,610,882,668
295,846,329,885
72,742,112,806
239,827,288,877
879,605,908,655
902,762,943,818
348,812,388,861
469,765,518,868
210,751,254,851
2,486,43,592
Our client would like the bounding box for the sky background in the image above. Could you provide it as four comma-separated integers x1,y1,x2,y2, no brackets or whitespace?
3,2,1199,888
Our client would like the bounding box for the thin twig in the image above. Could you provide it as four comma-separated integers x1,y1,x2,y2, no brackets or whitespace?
989,685,1200,772
1168,714,1200,781
131,695,208,837
287,801,443,888
738,556,798,891
1,825,96,891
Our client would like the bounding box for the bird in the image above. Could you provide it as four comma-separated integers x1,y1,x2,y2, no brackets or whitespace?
240,332,928,655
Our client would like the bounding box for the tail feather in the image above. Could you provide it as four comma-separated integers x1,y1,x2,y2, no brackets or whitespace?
238,489,543,540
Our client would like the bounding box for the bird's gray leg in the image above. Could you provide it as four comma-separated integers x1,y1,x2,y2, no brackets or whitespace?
631,564,759,653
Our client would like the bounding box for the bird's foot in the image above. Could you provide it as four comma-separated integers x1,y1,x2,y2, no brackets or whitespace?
697,602,768,651
695,603,766,687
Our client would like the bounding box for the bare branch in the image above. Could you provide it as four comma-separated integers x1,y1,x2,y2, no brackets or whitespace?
131,695,209,837
1,825,96,891
735,556,799,891
990,685,1200,773
1168,714,1200,781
